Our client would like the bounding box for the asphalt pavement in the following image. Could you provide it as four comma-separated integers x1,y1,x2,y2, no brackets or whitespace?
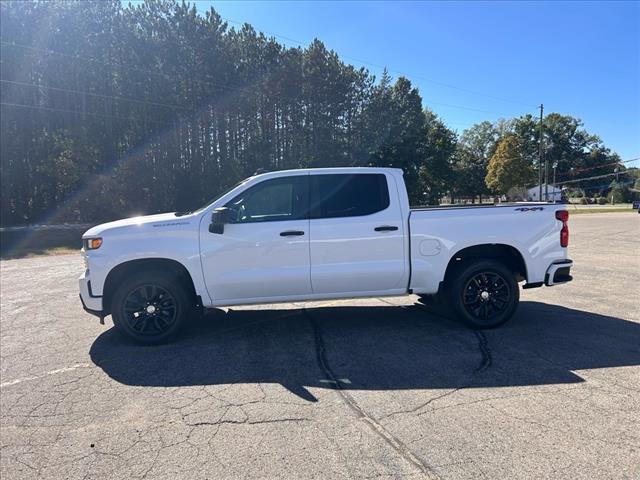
1,212,639,479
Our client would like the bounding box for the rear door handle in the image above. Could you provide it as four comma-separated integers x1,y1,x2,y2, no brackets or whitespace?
280,230,305,237
374,225,398,232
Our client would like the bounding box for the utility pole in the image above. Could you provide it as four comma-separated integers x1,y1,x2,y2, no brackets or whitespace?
538,104,544,202
544,154,549,202
543,116,549,202
611,167,620,205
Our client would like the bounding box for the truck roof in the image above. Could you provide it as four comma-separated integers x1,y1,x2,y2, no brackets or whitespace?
252,167,404,179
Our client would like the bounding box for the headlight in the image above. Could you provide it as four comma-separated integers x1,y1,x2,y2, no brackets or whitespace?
84,238,103,250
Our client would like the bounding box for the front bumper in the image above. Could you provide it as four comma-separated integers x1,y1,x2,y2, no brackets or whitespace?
79,270,103,317
545,259,573,286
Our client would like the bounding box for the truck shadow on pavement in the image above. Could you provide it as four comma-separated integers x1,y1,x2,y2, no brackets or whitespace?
89,301,640,401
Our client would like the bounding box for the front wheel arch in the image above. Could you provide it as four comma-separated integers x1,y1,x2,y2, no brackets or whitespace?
102,258,197,316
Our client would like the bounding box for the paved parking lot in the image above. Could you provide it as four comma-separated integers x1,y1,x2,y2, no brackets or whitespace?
1,213,639,479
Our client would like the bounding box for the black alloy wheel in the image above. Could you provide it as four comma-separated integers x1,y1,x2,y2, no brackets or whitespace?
461,271,511,323
122,284,178,336
448,259,519,329
111,270,191,344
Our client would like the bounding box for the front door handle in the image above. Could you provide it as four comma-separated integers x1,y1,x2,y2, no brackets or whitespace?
280,230,305,237
374,225,398,232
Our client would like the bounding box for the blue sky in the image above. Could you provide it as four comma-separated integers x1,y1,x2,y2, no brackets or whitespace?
138,1,640,166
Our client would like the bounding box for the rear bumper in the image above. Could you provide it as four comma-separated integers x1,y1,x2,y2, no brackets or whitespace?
79,270,103,317
545,259,573,286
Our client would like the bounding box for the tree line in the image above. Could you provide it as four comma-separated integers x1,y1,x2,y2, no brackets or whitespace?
0,0,635,227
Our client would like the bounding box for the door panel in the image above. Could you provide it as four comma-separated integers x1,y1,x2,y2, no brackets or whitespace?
200,175,311,302
200,219,311,301
309,173,406,294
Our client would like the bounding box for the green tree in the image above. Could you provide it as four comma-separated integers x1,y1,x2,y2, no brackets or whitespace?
0,0,629,226
366,76,428,203
485,135,535,195
451,121,501,202
510,113,620,192
420,109,456,204
607,181,631,204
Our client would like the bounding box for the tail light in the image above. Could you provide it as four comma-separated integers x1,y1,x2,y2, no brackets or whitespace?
556,210,569,247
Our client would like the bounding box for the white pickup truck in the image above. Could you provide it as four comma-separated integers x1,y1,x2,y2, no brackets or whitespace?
79,167,573,343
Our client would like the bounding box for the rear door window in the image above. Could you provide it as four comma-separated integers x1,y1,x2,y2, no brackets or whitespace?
310,174,389,219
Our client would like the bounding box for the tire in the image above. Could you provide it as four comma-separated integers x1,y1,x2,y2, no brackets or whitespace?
111,270,191,344
447,259,519,329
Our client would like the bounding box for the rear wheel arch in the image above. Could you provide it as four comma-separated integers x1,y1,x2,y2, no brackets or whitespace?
102,258,197,316
443,243,528,286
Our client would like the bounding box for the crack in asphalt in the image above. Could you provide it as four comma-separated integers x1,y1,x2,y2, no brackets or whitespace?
376,297,494,376
186,418,311,427
304,308,441,480
414,385,585,418
473,331,492,374
380,388,463,421
365,298,498,424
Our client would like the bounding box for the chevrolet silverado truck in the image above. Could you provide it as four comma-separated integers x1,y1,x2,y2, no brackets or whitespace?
79,167,573,343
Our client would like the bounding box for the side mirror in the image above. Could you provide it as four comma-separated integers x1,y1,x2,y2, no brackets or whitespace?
209,207,230,234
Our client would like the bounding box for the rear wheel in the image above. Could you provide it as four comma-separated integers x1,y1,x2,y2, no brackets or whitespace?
447,259,519,329
111,270,191,344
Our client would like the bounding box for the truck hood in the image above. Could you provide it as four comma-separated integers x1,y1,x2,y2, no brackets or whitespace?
82,212,195,237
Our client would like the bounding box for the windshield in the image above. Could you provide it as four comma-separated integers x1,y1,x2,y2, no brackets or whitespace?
188,177,253,215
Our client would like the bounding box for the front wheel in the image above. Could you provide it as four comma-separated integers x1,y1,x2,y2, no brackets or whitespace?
447,259,519,329
111,270,191,344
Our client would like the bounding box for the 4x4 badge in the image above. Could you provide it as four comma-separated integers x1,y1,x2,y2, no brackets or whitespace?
514,207,545,212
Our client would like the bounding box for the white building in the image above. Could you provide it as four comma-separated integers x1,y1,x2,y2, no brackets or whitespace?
527,184,562,202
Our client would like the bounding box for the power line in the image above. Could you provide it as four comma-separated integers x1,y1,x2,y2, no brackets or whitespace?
0,78,190,111
1,39,535,120
4,95,631,179
0,99,516,137
423,99,525,117
0,41,249,96
0,101,175,126
448,122,481,129
222,17,539,109
555,170,634,186
556,157,640,177
577,178,635,192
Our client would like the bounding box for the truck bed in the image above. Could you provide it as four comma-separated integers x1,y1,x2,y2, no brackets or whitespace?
410,202,551,211
407,202,568,294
